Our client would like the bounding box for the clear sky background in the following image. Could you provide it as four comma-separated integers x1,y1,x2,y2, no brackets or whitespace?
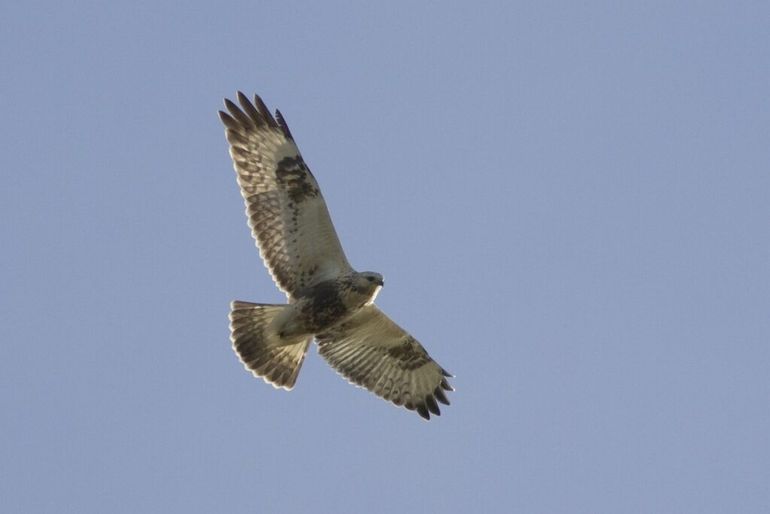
2,1,769,513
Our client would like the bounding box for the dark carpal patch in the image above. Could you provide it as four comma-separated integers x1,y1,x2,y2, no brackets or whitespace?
275,156,319,203
388,337,431,370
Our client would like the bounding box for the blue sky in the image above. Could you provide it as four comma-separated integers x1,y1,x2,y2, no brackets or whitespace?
2,1,769,512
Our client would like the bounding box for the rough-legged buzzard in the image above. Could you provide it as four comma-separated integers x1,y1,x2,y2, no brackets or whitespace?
219,93,452,420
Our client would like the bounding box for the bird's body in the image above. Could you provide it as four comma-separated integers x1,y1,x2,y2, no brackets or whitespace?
219,93,452,419
273,273,382,340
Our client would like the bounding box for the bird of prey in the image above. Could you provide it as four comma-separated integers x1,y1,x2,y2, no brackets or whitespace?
219,92,452,420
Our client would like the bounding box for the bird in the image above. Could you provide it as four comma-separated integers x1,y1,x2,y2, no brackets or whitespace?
219,92,453,420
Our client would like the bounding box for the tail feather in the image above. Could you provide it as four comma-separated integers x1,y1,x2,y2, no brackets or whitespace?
229,301,311,390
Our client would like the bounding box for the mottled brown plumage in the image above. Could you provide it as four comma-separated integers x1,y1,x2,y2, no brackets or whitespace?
220,92,452,419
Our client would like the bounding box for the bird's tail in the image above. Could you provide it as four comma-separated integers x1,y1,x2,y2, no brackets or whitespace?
229,301,311,390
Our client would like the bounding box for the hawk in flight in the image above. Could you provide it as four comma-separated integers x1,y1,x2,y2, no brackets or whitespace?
219,92,452,420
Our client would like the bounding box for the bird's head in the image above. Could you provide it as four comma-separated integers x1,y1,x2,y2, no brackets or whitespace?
353,271,384,304
360,271,384,287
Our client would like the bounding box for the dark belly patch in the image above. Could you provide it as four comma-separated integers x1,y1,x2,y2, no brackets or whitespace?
298,281,349,331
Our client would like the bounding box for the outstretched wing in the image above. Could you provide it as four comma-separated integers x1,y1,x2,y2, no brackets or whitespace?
219,92,352,298
316,305,453,420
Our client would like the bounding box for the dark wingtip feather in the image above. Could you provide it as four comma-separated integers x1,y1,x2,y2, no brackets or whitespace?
237,91,262,124
416,404,430,420
275,109,294,140
224,98,253,127
219,111,239,130
434,387,450,405
223,98,241,118
440,378,454,392
253,94,279,128
425,396,441,416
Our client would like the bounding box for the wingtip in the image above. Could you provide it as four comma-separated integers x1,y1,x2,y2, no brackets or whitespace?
253,94,279,128
275,109,294,140
219,110,239,130
425,396,441,416
434,387,450,406
223,97,239,112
